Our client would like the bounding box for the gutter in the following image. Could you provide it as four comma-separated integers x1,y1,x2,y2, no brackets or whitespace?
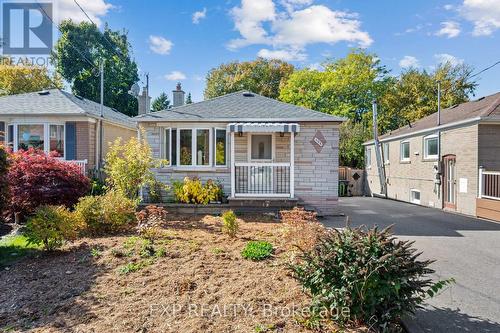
134,117,346,123
362,117,482,145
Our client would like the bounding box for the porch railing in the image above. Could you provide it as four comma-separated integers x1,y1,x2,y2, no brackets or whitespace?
234,162,291,197
63,159,88,175
479,168,500,200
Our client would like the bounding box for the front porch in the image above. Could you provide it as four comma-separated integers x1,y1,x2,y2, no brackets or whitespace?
228,122,298,200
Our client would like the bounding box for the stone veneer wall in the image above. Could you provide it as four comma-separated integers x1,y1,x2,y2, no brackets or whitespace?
142,122,341,214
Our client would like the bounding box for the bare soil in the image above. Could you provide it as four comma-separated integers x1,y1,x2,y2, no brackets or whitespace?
0,215,362,333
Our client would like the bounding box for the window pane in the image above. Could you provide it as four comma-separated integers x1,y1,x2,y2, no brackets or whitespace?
251,135,272,160
402,142,410,159
196,129,210,166
164,129,170,164
426,138,438,157
7,125,14,149
171,129,177,166
179,129,192,165
18,124,44,151
0,122,4,143
383,143,389,162
49,125,64,157
215,129,226,166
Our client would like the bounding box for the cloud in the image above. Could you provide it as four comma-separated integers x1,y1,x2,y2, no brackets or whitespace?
192,8,207,24
399,56,419,68
149,35,173,55
435,21,461,38
228,0,372,60
444,4,455,10
56,0,113,26
459,0,500,36
307,62,322,71
164,71,187,81
434,53,464,66
257,48,307,61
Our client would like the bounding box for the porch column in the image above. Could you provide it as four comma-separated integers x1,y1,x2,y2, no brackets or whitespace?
230,131,235,198
290,132,295,198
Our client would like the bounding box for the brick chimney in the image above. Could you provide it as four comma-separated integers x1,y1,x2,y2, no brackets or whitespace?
172,82,185,107
137,86,151,115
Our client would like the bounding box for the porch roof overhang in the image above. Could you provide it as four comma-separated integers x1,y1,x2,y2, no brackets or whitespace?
227,122,300,133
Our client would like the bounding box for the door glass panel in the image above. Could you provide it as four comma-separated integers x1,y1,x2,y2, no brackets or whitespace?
251,135,272,160
18,124,44,151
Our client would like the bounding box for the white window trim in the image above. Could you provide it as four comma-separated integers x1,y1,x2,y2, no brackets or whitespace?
400,140,410,162
11,122,66,159
423,134,439,160
176,128,213,168
410,189,421,204
383,142,390,165
163,128,172,166
214,128,227,167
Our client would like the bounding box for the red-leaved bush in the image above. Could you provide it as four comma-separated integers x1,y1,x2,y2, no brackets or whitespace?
7,148,90,221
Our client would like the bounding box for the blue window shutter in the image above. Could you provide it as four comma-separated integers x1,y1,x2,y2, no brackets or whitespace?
0,122,4,143
65,122,77,160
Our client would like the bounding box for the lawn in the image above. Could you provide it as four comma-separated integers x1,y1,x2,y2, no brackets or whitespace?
0,215,363,333
0,234,41,267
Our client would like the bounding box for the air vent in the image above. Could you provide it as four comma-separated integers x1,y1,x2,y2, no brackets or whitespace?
75,95,84,100
475,96,485,102
242,92,254,97
38,90,50,95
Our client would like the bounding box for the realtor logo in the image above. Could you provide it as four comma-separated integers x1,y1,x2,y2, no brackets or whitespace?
1,1,53,55
310,130,326,153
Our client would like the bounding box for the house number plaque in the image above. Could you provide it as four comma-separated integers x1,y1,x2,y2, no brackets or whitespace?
310,130,326,153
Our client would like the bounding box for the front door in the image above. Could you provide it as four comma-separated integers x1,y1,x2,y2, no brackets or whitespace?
443,155,457,209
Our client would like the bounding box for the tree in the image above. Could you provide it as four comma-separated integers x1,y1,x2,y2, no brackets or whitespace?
186,92,193,104
151,92,171,111
0,58,62,96
104,131,165,201
204,58,294,99
280,49,393,121
7,149,90,221
279,49,393,167
53,20,139,116
378,62,477,133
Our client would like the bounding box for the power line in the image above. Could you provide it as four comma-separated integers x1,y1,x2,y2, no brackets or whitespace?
469,60,500,79
34,0,98,71
73,0,128,62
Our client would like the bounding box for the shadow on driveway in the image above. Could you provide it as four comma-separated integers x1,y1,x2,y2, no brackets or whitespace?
405,307,500,333
323,197,500,237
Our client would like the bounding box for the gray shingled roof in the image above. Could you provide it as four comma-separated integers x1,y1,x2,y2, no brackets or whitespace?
0,89,135,128
365,92,500,144
135,91,345,122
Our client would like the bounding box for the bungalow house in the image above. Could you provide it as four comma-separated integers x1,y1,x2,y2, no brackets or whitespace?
135,89,344,215
364,92,500,222
0,89,136,173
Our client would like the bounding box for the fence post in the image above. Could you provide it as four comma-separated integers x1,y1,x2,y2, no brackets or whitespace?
478,166,484,199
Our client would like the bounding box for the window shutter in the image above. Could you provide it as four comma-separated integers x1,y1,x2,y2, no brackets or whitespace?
65,122,77,160
0,122,4,143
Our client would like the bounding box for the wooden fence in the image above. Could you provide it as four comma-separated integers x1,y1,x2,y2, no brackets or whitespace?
339,166,365,196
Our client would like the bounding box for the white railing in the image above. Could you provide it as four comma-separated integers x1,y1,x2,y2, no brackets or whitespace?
479,168,500,200
63,159,88,175
234,162,292,197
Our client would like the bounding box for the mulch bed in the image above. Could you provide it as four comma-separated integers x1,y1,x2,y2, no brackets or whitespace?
0,214,366,333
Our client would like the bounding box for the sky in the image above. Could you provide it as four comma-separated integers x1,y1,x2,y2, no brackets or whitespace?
11,0,500,103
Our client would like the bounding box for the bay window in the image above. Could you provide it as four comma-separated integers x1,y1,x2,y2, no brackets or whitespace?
9,123,66,158
196,129,210,166
179,129,193,166
215,129,226,166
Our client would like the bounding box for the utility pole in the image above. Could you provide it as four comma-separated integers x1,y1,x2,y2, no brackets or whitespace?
372,100,387,197
437,80,441,126
98,59,104,173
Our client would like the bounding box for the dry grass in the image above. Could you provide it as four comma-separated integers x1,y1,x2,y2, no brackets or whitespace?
0,214,364,333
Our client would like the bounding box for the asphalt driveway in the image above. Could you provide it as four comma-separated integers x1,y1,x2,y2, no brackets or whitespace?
323,197,500,333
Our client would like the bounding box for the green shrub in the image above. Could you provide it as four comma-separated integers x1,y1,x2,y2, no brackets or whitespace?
24,205,80,251
75,191,137,235
241,241,273,261
221,210,238,237
290,226,455,330
172,177,223,204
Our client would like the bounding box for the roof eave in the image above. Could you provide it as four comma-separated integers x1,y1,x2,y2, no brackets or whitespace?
134,117,345,123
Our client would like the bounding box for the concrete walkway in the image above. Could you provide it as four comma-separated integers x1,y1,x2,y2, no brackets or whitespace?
323,197,500,333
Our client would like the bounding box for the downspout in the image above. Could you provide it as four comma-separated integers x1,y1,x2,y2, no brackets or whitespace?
437,81,442,206
372,100,387,197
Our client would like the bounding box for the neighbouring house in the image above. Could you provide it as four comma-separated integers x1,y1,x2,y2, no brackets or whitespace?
136,87,344,215
364,92,500,222
0,89,136,173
